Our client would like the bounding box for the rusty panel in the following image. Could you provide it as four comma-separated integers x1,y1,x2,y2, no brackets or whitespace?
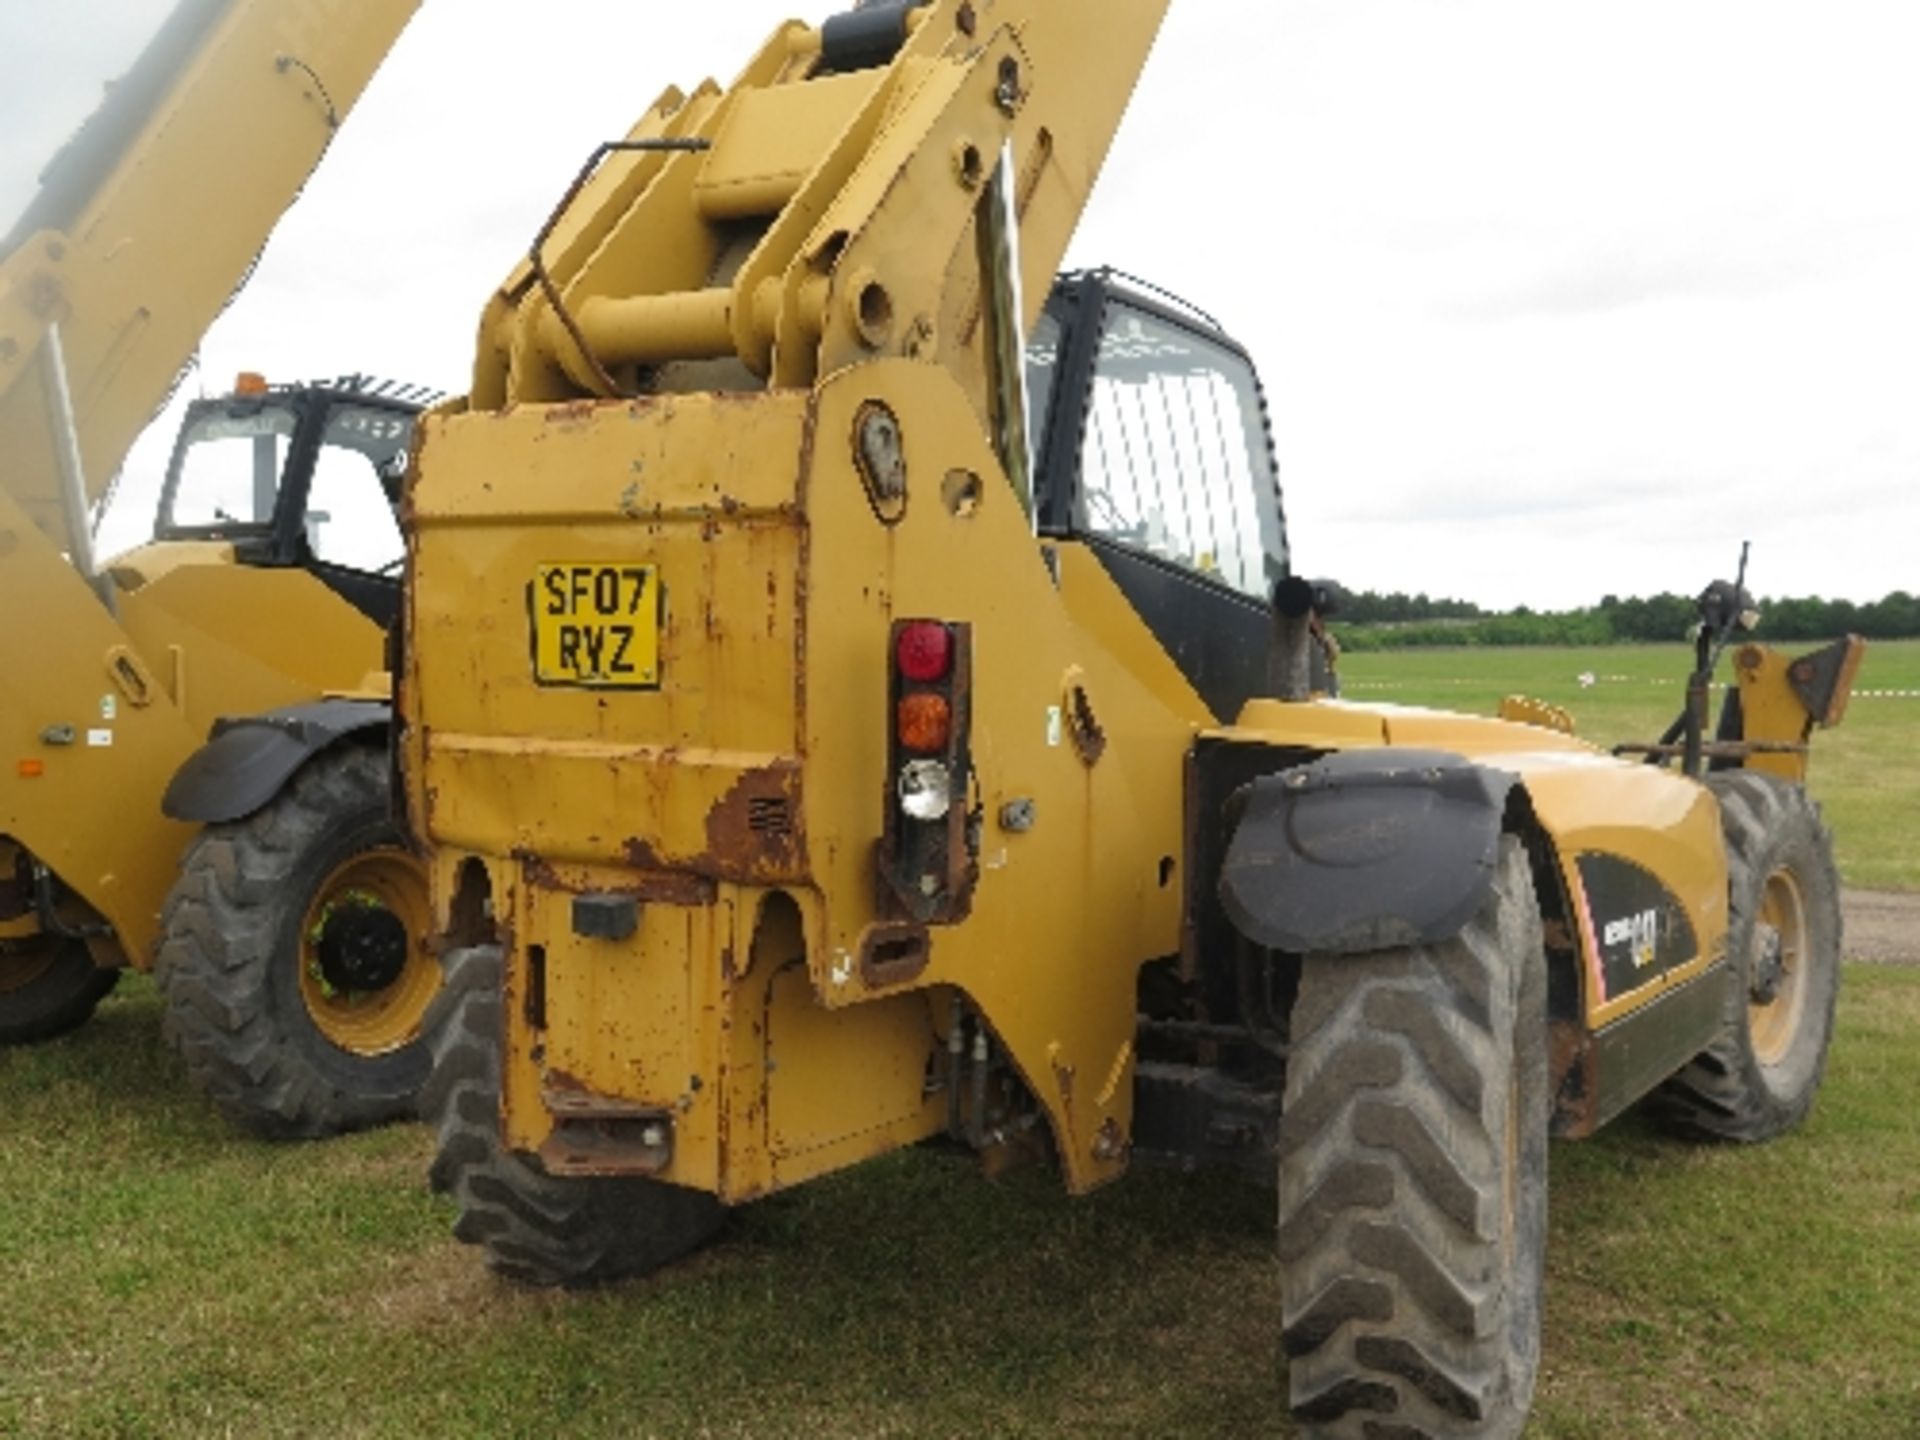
425,740,805,883
510,869,718,1188
408,394,808,874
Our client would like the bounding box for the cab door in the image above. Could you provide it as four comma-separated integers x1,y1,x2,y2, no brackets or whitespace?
1030,273,1292,722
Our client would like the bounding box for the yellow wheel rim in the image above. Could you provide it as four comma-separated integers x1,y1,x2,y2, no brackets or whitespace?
1748,866,1809,1068
298,848,435,1056
0,941,56,996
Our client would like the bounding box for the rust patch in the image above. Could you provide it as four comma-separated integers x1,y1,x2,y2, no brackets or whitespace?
622,834,669,872
536,1074,675,1177
524,844,715,907
626,871,718,906
515,849,565,892
791,390,819,735
704,761,807,882
1548,1018,1597,1138
857,921,930,988
435,858,497,954
1051,1055,1076,1112
1041,1053,1094,1192
1067,683,1113,768
1091,1117,1128,1163
542,399,606,429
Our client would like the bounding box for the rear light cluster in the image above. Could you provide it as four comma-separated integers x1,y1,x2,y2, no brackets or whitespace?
895,622,955,816
880,619,976,923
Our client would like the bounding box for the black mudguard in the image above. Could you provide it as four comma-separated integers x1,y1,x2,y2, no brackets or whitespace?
162,699,391,825
1218,748,1517,955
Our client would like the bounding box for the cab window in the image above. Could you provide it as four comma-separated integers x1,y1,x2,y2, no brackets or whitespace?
164,404,297,530
1079,302,1286,597
302,403,411,574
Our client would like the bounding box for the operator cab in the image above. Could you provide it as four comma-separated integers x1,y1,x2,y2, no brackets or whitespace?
1026,270,1292,721
155,375,438,626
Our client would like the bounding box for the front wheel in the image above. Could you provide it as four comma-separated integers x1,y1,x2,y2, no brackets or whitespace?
1277,835,1548,1440
1655,771,1841,1142
155,744,442,1138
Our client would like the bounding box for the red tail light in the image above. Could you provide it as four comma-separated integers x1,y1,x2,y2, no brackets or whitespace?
896,622,953,682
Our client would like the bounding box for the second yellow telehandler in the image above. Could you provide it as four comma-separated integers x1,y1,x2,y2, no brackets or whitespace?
0,0,444,1135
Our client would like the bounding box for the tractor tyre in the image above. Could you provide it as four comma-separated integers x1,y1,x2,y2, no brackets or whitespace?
0,937,119,1045
154,743,441,1139
1277,836,1548,1440
1654,771,1840,1142
423,946,725,1287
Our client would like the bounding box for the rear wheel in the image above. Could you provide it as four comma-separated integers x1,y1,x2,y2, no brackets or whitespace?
155,744,441,1138
1277,836,1547,1440
424,946,725,1286
1655,771,1840,1141
0,936,118,1045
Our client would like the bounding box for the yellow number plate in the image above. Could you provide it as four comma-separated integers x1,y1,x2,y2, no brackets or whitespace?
529,563,661,688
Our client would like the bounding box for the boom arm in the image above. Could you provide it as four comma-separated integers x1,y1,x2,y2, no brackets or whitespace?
472,0,1169,430
0,0,418,558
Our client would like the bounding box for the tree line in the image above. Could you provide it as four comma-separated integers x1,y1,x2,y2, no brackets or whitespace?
1332,589,1920,651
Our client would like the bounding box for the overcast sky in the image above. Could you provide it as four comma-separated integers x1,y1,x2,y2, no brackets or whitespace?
5,1,1916,609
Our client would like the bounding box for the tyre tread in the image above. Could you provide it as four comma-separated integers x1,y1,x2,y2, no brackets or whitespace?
1654,771,1842,1142
153,745,430,1138
1279,837,1545,1440
423,946,724,1288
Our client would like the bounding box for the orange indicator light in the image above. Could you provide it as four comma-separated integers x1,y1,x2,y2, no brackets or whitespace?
896,692,952,754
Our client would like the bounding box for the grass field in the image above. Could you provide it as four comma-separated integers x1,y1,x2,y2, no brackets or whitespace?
3,970,1919,1438
2,640,1916,1438
1339,637,1920,893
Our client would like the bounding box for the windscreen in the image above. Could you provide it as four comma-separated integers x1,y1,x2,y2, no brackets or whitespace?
1079,303,1288,598
162,401,299,530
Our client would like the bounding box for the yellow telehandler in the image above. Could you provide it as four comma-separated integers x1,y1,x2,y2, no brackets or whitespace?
404,4,1861,1434
0,0,446,1136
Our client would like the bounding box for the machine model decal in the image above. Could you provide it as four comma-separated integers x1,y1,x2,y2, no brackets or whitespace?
528,563,662,689
1575,852,1698,1004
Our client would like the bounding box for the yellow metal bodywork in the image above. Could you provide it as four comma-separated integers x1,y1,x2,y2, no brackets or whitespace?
1498,694,1575,735
1224,699,1729,1031
404,0,1739,1207
474,0,1160,408
0,1,418,967
408,361,1730,1202
0,513,389,963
